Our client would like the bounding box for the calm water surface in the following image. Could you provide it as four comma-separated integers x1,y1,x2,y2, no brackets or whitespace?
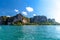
0,25,60,40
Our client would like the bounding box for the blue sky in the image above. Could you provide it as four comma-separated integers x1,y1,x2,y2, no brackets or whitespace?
0,0,60,22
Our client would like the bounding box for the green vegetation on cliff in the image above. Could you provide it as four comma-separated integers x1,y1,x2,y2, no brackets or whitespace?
0,13,59,25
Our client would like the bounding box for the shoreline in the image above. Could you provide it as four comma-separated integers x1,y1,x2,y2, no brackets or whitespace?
0,24,60,26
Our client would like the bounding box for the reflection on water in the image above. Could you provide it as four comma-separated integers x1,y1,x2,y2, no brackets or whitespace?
0,25,60,40
55,26,60,39
55,26,60,32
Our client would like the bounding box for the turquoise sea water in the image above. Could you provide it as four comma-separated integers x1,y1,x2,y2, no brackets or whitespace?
0,25,60,40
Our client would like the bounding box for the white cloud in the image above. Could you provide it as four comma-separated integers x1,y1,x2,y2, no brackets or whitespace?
14,9,19,13
6,15,11,17
26,7,34,12
33,14,36,16
22,11,27,15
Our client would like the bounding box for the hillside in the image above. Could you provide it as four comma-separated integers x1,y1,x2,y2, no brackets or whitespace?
0,13,59,25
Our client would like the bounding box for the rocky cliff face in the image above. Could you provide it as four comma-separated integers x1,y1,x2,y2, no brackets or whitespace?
0,13,57,25
30,16,47,23
7,13,29,25
0,13,29,25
